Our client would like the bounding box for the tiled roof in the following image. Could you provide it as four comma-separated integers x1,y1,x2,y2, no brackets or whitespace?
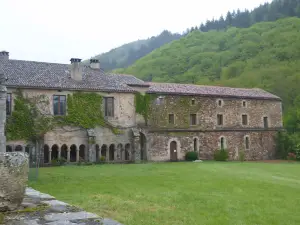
147,82,281,100
0,59,146,92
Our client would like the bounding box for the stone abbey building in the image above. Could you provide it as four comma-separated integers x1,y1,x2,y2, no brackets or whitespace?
0,51,283,164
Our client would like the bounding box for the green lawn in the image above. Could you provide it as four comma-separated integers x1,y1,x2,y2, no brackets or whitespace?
29,162,300,225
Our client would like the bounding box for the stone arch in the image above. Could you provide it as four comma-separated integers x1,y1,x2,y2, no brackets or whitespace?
51,144,59,160
167,138,181,161
6,145,12,152
117,144,123,160
15,145,23,152
193,137,199,152
101,144,107,160
44,145,50,163
79,144,86,161
95,144,100,162
61,144,68,160
70,144,77,162
125,143,130,160
140,132,147,160
109,144,115,161
219,136,227,149
244,135,250,150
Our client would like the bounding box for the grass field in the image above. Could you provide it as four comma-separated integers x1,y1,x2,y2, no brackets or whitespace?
29,162,300,225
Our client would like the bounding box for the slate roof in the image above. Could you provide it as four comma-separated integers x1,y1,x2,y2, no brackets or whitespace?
0,58,280,100
0,59,146,92
147,82,281,100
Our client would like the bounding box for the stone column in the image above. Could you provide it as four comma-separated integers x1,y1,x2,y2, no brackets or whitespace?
67,149,70,163
76,149,79,162
49,150,52,163
58,150,61,159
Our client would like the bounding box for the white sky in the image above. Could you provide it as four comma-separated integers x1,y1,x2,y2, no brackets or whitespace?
0,0,271,64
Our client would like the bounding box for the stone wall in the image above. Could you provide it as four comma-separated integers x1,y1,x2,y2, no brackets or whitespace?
147,130,277,161
147,95,283,129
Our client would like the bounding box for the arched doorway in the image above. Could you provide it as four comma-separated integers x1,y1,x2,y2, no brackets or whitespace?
125,143,130,160
95,144,100,162
79,144,85,161
170,141,178,161
101,145,107,160
15,145,23,152
6,145,12,152
70,144,77,162
109,144,115,161
51,144,59,160
44,145,50,163
140,132,147,160
61,144,68,160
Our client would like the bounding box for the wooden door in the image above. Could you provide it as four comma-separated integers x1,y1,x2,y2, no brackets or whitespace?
170,141,178,161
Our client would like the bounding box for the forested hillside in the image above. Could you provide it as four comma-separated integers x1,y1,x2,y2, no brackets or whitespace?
117,17,300,129
86,30,182,71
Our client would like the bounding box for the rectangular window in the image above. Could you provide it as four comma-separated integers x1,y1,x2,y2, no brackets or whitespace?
53,95,66,115
217,114,223,126
104,97,114,117
6,93,12,116
190,114,197,125
245,136,250,149
168,114,174,124
242,114,248,125
263,117,268,128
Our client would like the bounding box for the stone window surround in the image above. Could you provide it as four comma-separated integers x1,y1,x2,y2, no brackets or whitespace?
241,113,249,126
262,115,270,128
104,96,115,117
190,113,197,126
53,94,67,116
168,113,175,124
167,138,181,158
217,113,224,126
216,98,224,107
192,137,199,152
242,100,247,108
218,136,227,149
244,135,250,150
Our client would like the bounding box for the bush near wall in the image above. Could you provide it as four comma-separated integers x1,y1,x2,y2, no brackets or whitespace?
185,151,198,161
213,149,229,161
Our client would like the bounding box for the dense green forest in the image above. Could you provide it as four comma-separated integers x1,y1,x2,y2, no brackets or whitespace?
85,30,182,71
87,0,300,72
117,17,300,134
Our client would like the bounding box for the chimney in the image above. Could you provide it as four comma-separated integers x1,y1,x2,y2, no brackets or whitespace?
90,59,100,70
0,51,9,60
70,58,82,81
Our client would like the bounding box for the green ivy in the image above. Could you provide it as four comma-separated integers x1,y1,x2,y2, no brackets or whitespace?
6,90,121,141
135,92,157,124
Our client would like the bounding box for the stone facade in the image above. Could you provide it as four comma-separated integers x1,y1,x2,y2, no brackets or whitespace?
1,54,283,163
139,95,283,161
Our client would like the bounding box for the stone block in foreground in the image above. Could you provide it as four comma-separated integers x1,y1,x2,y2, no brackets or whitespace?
0,152,29,212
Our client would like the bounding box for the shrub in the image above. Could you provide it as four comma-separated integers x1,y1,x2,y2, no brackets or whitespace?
185,151,198,161
287,152,296,160
213,149,229,161
239,149,245,162
99,156,106,162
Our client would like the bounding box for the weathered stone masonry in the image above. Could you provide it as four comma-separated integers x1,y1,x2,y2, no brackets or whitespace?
0,52,283,163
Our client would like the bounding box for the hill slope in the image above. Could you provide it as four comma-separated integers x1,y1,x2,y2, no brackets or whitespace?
86,30,182,71
117,17,300,126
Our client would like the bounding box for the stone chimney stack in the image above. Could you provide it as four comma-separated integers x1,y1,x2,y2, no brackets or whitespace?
90,59,100,70
0,51,9,60
70,58,82,81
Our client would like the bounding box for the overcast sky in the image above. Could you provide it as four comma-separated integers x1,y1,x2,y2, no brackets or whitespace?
0,0,271,64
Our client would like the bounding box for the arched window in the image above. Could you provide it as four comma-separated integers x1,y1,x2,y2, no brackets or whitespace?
245,136,250,150
220,137,225,150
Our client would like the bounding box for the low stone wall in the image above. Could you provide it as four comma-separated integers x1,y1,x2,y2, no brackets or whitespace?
0,152,29,212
